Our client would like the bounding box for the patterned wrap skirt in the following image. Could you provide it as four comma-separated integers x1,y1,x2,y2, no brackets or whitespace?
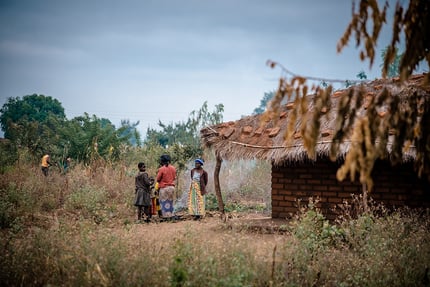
159,186,175,218
188,180,205,216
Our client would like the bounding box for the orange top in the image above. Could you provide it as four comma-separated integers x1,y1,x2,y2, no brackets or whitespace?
156,165,176,188
41,155,50,167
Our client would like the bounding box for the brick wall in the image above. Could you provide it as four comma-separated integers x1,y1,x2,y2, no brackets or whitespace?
271,159,430,220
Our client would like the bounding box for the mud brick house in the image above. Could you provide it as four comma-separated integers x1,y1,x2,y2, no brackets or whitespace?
201,74,430,220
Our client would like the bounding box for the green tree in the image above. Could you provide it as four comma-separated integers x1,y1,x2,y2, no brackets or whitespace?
356,70,367,80
119,119,142,147
59,113,131,164
145,101,224,149
0,94,66,158
380,47,403,78
253,91,275,115
0,94,65,139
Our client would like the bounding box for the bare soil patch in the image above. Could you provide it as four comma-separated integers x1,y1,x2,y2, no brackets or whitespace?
119,211,291,262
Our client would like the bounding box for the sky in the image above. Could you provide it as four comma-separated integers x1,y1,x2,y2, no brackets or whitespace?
0,0,396,137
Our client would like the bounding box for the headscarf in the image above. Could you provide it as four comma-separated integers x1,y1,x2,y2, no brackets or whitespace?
195,158,204,166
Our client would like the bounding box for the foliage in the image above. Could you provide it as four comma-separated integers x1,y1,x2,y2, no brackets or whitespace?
337,0,429,82
275,198,430,286
146,101,224,149
380,46,403,78
0,139,17,173
0,95,136,166
288,199,345,253
65,185,109,223
119,119,142,147
253,91,275,115
0,94,66,157
0,94,65,139
356,70,367,80
267,0,430,189
60,113,130,164
0,182,30,229
0,161,429,286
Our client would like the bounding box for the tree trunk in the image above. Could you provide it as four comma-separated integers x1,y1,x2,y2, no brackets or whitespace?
362,183,369,213
214,152,225,217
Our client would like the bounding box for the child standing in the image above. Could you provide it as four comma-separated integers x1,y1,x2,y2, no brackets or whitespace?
134,162,153,223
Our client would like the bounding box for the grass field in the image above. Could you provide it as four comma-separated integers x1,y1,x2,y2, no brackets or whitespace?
1,161,430,286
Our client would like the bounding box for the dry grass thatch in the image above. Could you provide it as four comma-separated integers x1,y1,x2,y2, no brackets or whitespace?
201,74,429,165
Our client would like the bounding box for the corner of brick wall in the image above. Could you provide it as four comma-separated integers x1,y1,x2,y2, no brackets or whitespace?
271,159,430,220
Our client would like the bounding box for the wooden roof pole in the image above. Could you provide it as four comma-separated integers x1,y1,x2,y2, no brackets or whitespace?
214,151,225,219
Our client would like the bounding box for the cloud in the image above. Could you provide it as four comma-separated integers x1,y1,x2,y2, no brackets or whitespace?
0,0,398,138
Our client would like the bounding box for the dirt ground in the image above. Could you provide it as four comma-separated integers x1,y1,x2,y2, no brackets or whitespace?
119,211,292,261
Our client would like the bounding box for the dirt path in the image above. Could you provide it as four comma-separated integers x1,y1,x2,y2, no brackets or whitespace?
116,212,291,263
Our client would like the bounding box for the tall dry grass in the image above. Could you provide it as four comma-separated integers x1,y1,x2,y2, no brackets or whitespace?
1,161,430,286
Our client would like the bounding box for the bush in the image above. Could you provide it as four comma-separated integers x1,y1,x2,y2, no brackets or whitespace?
275,198,430,286
0,182,32,229
65,185,108,223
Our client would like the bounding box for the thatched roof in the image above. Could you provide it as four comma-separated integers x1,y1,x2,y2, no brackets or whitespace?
201,74,429,164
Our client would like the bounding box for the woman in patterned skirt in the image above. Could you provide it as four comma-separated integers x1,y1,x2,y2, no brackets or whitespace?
188,158,208,220
156,154,177,220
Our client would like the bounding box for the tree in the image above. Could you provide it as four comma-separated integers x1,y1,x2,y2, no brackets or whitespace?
0,94,66,157
253,91,275,115
267,0,430,189
60,113,130,163
119,119,142,147
380,46,403,78
0,94,65,139
145,101,224,150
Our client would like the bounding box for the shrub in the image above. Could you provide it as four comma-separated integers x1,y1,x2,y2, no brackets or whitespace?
65,185,108,223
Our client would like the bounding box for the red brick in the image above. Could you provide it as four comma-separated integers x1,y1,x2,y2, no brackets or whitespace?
272,206,284,212
295,168,310,173
272,172,284,178
322,191,337,197
299,174,313,179
322,179,338,185
279,178,293,183
338,192,354,198
278,190,293,196
279,201,294,207
283,207,299,213
375,187,390,193
328,185,342,191
284,195,298,202
328,174,338,180
272,183,284,189
344,186,360,192
295,191,313,197
328,197,343,203
272,195,284,201
391,188,408,194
